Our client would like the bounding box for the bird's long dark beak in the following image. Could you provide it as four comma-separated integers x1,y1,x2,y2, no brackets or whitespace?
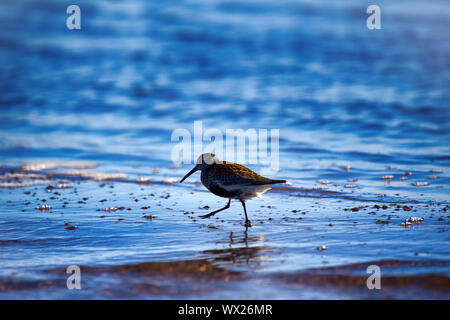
180,165,200,183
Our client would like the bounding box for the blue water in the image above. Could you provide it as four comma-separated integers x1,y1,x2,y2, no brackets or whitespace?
0,0,449,299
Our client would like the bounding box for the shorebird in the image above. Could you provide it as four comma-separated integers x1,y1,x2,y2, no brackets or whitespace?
180,153,286,227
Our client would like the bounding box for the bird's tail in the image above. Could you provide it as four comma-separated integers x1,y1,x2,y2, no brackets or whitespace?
258,179,286,185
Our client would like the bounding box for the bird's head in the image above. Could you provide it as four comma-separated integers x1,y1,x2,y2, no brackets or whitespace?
180,153,220,183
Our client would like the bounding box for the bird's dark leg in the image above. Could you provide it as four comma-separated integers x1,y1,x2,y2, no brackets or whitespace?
239,199,252,227
199,198,231,219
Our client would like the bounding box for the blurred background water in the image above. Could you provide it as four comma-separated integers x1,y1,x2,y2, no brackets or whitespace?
0,0,449,299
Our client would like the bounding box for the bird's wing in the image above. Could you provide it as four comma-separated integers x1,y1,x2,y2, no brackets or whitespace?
210,163,275,188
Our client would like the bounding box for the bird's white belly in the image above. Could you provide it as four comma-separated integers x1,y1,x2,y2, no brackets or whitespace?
227,184,273,200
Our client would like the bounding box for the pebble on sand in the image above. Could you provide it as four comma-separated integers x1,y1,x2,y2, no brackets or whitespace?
47,184,72,189
412,182,429,187
405,217,424,223
35,205,52,210
400,222,411,227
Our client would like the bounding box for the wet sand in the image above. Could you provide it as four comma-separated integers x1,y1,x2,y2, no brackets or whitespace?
1,259,449,299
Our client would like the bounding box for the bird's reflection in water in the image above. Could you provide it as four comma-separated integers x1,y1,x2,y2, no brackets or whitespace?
202,229,271,266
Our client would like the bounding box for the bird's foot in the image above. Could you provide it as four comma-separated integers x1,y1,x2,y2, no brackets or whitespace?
199,212,216,219
244,220,252,227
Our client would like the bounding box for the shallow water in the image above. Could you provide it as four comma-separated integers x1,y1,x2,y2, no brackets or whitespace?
0,0,449,299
